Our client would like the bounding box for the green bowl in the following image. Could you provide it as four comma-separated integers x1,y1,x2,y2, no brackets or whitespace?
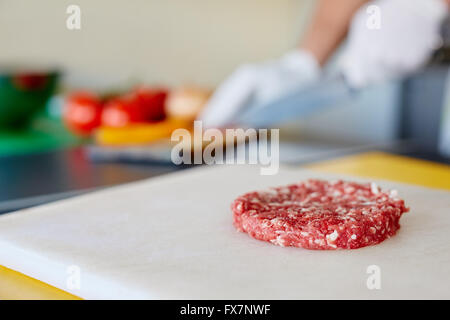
0,70,59,129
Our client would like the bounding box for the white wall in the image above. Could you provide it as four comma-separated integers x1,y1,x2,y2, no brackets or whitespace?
0,0,315,88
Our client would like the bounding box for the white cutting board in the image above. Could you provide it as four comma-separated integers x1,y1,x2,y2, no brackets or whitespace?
0,165,449,299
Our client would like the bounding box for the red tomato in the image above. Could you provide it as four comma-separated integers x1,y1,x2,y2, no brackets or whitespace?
133,87,167,122
101,88,168,127
64,92,102,136
101,95,145,127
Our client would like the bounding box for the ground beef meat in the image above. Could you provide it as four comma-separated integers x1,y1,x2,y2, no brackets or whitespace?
232,179,409,250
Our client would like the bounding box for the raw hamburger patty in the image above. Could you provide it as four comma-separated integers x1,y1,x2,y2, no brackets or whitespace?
232,179,409,250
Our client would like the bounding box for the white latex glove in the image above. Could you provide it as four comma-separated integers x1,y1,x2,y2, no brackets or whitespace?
198,50,320,128
339,0,448,88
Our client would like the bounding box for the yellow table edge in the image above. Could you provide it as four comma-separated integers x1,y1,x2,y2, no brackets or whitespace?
0,265,81,300
1,151,449,300
306,151,450,191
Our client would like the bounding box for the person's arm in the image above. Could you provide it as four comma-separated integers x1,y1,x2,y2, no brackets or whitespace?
301,0,369,65
199,0,370,128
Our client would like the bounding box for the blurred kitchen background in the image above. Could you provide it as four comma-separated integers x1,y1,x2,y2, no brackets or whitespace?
0,0,449,212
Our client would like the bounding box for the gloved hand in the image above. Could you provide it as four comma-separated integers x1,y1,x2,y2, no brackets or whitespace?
198,50,320,128
339,0,448,88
